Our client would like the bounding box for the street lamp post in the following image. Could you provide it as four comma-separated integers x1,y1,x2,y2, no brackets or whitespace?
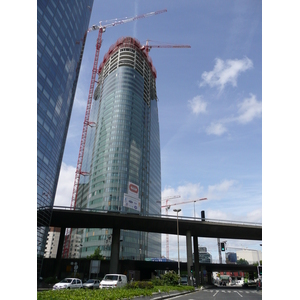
173,209,181,281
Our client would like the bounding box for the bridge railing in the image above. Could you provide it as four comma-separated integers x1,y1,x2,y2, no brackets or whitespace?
38,205,262,227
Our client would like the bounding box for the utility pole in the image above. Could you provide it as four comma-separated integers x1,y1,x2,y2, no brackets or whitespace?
217,238,222,264
173,209,181,282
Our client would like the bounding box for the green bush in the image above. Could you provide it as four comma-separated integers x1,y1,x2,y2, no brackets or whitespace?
161,271,180,286
151,277,164,286
126,281,154,289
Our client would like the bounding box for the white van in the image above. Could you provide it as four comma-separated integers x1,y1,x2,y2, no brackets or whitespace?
99,274,127,289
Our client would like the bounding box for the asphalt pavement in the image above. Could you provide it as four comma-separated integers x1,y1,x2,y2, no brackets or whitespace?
134,285,262,300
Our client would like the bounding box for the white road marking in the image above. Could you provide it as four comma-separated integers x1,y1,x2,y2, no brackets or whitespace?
234,291,243,297
213,291,219,297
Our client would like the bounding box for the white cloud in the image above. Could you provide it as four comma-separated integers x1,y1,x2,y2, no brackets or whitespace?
162,180,237,206
207,179,237,200
236,94,262,124
188,95,207,115
205,94,261,136
246,209,262,223
206,122,227,136
206,209,229,220
54,162,76,207
200,57,253,91
73,87,88,110
162,182,204,204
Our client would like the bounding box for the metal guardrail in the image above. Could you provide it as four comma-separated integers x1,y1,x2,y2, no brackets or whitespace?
38,205,262,227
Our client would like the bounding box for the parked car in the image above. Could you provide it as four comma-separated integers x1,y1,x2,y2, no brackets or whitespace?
83,279,100,289
180,276,188,285
99,274,127,289
53,278,82,290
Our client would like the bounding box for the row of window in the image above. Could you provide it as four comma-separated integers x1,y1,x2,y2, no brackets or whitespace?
99,124,144,140
92,159,143,181
104,74,143,93
93,165,129,177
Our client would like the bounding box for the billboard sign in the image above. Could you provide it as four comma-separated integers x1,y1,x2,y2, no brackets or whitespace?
123,193,141,212
128,182,139,199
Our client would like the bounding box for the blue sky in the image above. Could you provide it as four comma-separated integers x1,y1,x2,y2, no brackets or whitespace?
54,0,262,261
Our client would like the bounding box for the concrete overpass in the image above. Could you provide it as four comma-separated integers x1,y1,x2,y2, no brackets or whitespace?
38,206,262,285
38,206,261,240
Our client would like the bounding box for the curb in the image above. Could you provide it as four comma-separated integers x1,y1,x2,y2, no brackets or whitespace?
135,290,195,300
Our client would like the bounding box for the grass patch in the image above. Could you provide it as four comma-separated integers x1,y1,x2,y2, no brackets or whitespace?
37,285,194,299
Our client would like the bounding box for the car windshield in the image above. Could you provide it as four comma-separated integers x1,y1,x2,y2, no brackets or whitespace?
85,279,94,283
60,279,72,283
104,275,118,281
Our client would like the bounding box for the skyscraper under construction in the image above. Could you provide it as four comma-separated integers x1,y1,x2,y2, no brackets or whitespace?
73,37,161,260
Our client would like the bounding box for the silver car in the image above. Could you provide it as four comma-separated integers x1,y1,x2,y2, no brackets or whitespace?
83,279,100,289
53,278,82,290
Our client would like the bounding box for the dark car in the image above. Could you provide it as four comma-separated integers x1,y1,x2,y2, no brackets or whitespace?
83,279,100,289
180,276,188,286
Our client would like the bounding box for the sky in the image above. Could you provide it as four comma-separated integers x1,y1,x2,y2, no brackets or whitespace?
54,0,263,262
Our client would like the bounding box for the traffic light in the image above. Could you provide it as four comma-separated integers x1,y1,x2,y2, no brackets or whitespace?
190,265,194,274
257,266,262,276
221,242,225,251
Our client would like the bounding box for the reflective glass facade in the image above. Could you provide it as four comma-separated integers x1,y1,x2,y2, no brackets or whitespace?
37,0,93,278
74,37,161,259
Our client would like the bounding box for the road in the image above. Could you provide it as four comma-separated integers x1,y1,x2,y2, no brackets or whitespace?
172,286,262,299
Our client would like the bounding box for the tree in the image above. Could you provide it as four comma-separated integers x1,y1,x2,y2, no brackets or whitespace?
86,247,103,260
237,258,249,265
161,271,180,286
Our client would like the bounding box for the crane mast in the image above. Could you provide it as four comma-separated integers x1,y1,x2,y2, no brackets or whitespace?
64,9,167,258
160,195,181,259
70,9,167,210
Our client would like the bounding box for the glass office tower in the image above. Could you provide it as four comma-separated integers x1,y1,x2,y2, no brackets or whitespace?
74,37,161,260
37,0,94,278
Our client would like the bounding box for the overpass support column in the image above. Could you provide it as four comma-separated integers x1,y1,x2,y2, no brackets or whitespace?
186,230,193,286
109,227,120,274
193,235,200,287
200,265,205,286
55,226,66,278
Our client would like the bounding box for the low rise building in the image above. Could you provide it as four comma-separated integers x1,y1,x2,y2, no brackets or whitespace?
44,227,60,258
236,249,262,265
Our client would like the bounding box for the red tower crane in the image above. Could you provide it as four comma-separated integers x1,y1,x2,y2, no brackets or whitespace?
159,195,181,259
64,9,167,258
160,197,207,258
71,9,167,210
